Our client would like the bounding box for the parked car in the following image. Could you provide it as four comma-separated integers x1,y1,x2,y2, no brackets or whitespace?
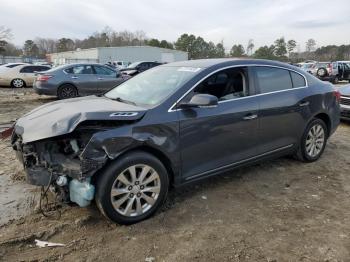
120,61,162,76
113,61,130,70
312,61,350,84
11,59,340,224
0,64,50,87
299,62,315,74
339,84,350,120
33,63,128,99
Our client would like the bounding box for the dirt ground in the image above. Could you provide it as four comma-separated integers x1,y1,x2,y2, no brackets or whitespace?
0,87,350,262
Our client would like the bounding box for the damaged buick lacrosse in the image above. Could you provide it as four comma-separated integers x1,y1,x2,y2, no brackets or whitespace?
11,59,340,224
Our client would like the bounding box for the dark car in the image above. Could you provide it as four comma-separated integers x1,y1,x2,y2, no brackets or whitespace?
120,61,162,76
33,63,127,99
339,84,350,120
11,59,340,224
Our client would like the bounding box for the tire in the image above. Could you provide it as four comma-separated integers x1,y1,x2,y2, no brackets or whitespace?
317,68,327,77
295,118,328,162
11,78,25,88
57,84,78,99
95,151,169,224
332,76,339,84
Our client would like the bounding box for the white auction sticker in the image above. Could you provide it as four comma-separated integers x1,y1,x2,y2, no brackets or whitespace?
177,67,201,72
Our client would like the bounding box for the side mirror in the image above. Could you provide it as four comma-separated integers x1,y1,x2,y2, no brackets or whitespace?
116,72,121,78
179,94,218,109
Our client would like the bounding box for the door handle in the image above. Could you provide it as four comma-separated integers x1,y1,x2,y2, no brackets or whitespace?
71,76,78,79
299,101,310,107
98,77,103,80
243,114,258,120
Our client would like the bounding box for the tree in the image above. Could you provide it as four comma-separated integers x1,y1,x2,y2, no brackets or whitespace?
305,39,316,52
23,40,39,57
246,39,254,56
56,38,75,52
274,37,287,58
34,37,57,56
287,39,297,57
215,42,225,58
159,40,173,49
0,26,12,55
253,45,276,59
147,38,161,47
175,34,197,59
230,44,245,57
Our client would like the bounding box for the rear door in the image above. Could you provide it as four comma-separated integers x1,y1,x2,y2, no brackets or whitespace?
253,66,309,155
65,65,99,96
93,65,124,93
342,63,350,80
19,66,37,85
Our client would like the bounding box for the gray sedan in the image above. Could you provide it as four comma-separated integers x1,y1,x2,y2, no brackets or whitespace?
33,63,128,99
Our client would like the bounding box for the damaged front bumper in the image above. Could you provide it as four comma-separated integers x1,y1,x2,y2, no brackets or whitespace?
11,130,107,207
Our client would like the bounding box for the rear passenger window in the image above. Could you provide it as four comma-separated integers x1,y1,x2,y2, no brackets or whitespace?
255,67,293,94
290,72,306,88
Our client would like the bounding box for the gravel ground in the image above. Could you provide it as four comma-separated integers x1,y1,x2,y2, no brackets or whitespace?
0,87,350,262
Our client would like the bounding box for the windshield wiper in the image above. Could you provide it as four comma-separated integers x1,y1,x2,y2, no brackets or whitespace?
113,97,137,106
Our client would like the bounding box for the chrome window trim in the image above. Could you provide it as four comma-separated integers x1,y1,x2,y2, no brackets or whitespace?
168,64,308,112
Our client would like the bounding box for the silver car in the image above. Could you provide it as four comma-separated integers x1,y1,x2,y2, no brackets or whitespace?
33,63,128,99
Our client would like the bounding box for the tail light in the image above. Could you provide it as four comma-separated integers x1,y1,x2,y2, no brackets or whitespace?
37,75,52,82
333,90,341,102
326,64,332,74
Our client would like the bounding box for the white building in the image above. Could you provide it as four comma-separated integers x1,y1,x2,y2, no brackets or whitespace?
48,46,188,65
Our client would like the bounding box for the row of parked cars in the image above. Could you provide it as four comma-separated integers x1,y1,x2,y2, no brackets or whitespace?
298,60,350,84
0,61,162,99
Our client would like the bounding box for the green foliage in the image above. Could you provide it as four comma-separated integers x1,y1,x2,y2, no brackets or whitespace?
23,40,39,57
175,34,226,59
287,39,297,56
230,44,245,57
274,37,287,58
56,38,75,52
253,45,276,60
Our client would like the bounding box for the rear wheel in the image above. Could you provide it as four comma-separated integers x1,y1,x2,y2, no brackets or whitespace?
95,151,169,224
317,68,327,77
11,78,25,88
332,76,339,84
296,118,327,162
57,84,78,99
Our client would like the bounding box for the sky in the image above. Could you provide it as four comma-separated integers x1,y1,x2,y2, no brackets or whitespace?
1,0,350,51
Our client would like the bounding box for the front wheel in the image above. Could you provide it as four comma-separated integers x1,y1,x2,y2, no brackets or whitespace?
296,118,328,162
95,151,169,224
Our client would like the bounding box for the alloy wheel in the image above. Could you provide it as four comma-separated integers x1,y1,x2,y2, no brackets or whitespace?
110,164,161,217
60,86,77,98
305,124,325,158
12,79,24,88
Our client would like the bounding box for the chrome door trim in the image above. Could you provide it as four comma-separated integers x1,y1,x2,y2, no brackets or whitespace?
168,64,308,112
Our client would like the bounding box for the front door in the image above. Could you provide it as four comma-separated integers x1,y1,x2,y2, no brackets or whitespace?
178,67,259,180
93,65,124,93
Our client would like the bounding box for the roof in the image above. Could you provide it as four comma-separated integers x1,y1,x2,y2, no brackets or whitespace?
165,58,299,70
48,45,188,56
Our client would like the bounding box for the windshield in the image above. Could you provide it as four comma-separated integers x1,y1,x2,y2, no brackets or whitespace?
105,66,201,107
128,62,142,68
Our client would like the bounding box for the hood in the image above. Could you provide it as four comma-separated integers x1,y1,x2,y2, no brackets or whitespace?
339,85,350,96
15,95,147,143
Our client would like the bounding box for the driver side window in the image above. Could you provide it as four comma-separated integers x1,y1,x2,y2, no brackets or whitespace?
185,67,249,102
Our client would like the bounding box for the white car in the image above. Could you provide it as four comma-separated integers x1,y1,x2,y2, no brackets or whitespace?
0,64,50,87
113,61,130,70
